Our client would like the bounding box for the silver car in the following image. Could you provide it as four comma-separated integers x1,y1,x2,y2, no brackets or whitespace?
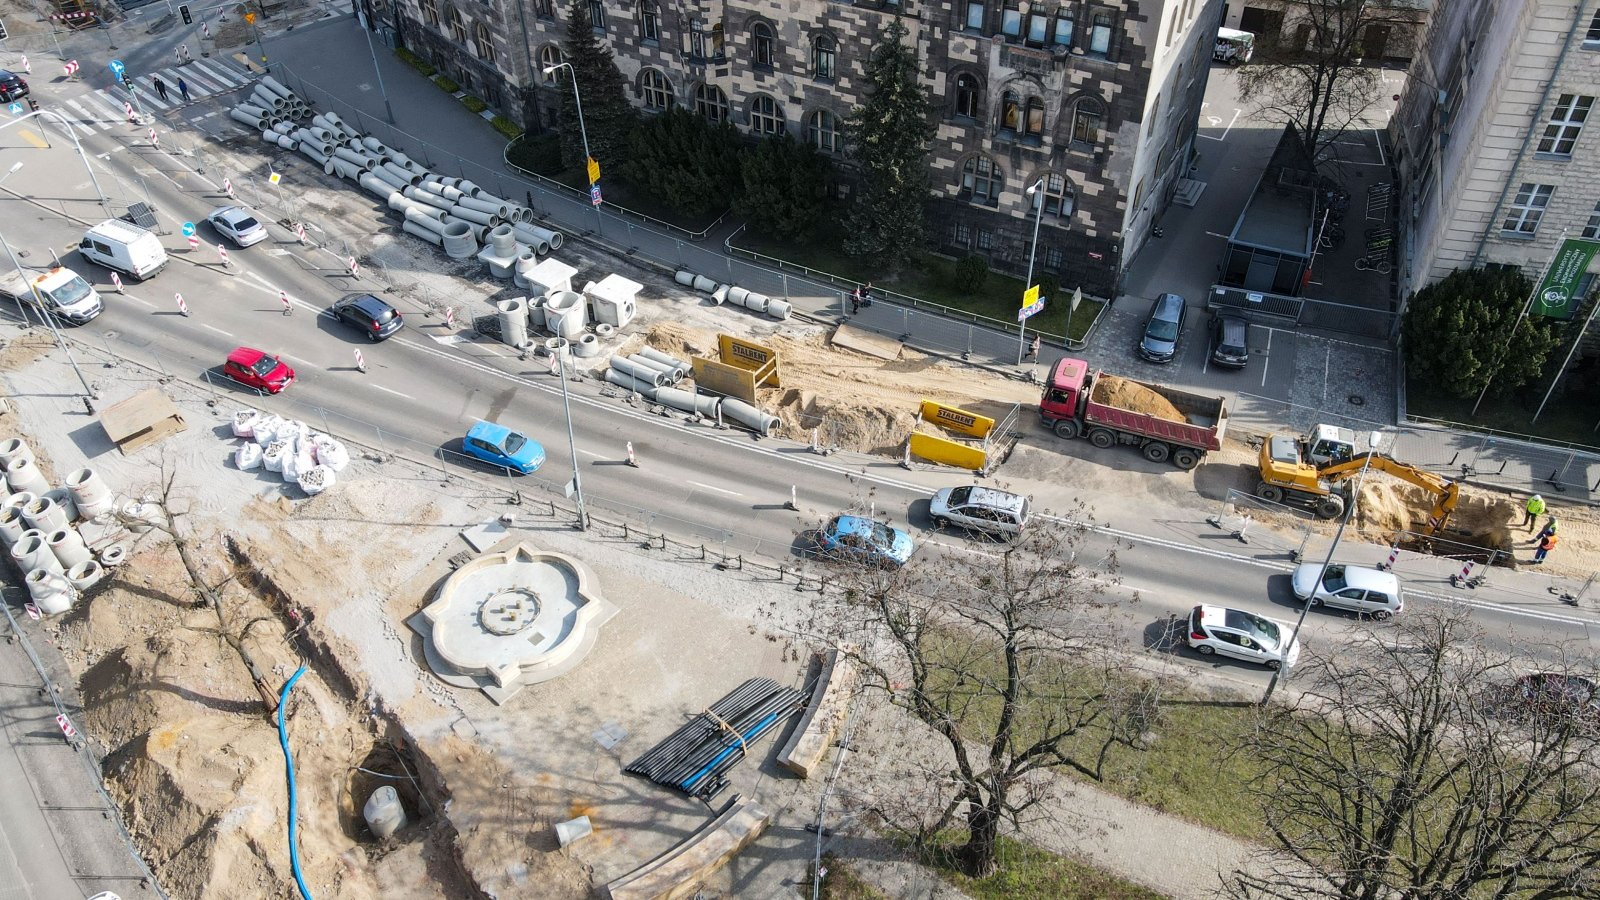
1291,563,1404,620
928,485,1031,538
206,205,268,248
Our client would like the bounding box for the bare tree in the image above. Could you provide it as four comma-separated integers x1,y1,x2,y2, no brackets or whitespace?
1235,1,1417,168
810,509,1150,878
1230,609,1600,899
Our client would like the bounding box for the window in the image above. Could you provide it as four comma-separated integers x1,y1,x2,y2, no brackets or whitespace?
712,23,725,59
1026,13,1048,45
689,23,706,60
1089,12,1112,56
533,0,552,20
806,110,839,153
750,94,784,135
695,83,729,121
445,6,466,44
641,69,673,110
1000,90,1020,131
951,222,973,246
954,73,981,119
1586,10,1600,48
1024,97,1045,136
473,22,495,63
960,156,1004,205
1585,201,1600,240
813,35,836,80
1030,173,1075,218
421,0,438,27
1053,11,1073,46
752,22,774,68
1071,98,1103,147
587,0,606,29
1001,1,1021,38
975,229,993,251
1502,183,1555,235
1043,246,1064,270
1537,94,1593,156
640,2,659,42
538,46,563,81
965,1,984,31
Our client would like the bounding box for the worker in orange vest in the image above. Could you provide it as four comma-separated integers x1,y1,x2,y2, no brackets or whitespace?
1533,532,1559,564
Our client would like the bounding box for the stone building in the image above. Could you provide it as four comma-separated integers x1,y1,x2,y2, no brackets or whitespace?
1219,0,1428,64
389,0,1226,298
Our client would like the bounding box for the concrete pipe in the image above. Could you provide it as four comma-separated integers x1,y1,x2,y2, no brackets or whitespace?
572,333,601,358
361,136,389,155
258,128,279,144
270,120,294,135
235,102,272,119
422,179,464,202
514,249,539,276
25,569,73,615
0,437,33,468
47,527,91,569
4,490,34,513
440,220,478,260
693,275,718,294
608,356,669,388
594,323,615,341
457,195,510,218
515,223,562,251
331,158,367,181
543,290,586,339
390,194,447,221
637,347,691,380
711,285,731,306
371,168,410,191
766,298,793,320
273,134,298,151
673,270,698,288
721,397,781,437
497,297,529,349
301,145,330,166
449,205,499,228
66,560,104,592
445,216,486,244
402,185,456,211
12,530,62,575
727,285,750,306
364,786,409,840
627,354,681,385
260,75,297,100
402,207,449,230
543,337,570,360
527,294,547,331
358,173,395,197
41,488,77,524
100,544,128,567
333,147,377,171
488,223,517,256
67,468,114,519
455,179,482,198
510,230,549,257
324,159,337,178
228,110,267,129
603,368,658,397
743,292,771,315
381,162,422,187
308,125,335,143
518,207,536,224
310,113,340,134
251,87,287,110
322,111,349,130
22,495,67,533
0,505,24,546
401,221,445,247
4,457,47,495
388,149,415,168
654,387,715,417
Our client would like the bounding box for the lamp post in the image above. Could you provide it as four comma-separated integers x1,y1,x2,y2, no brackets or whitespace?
359,14,396,124
1261,430,1386,704
0,108,110,217
542,61,603,234
557,352,589,531
1016,176,1046,366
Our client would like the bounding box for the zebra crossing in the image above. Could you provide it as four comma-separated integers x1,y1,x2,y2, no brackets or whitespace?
54,58,255,137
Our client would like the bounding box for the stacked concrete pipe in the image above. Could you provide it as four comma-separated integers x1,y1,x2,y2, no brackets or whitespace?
603,368,659,397
440,220,478,259
626,354,683,385
654,387,723,420
720,398,781,436
513,222,562,252
608,355,670,388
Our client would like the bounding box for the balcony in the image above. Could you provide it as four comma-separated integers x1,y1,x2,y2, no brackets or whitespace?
1000,43,1058,76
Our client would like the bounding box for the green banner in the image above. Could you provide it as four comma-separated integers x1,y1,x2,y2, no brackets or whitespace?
1533,238,1600,320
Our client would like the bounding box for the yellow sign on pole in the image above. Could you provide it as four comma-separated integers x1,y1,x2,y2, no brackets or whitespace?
1021,285,1039,308
586,157,600,184
268,172,281,185
243,11,255,23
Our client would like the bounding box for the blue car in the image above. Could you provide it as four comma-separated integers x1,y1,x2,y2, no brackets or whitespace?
817,514,914,567
463,421,546,474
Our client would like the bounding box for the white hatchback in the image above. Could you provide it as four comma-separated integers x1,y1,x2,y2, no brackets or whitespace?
1291,563,1403,620
1186,605,1302,670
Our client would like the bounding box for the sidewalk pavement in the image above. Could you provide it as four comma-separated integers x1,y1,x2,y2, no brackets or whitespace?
260,16,1599,510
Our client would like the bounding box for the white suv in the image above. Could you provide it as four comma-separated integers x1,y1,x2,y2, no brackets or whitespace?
1186,605,1302,670
928,486,1031,538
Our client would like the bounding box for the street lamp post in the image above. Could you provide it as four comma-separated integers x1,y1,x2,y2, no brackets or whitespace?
359,15,396,124
557,353,589,531
0,108,110,217
1016,177,1046,366
1261,430,1386,704
542,62,603,234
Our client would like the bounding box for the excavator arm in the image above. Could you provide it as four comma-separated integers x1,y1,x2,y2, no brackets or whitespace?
1319,454,1461,535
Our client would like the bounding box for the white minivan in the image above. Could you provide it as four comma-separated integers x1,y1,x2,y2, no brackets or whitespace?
79,219,168,281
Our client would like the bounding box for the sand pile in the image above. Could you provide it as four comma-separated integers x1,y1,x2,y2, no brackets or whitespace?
1354,478,1516,556
1091,375,1187,423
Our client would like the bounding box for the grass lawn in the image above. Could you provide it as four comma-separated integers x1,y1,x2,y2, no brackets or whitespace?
817,855,889,900
1406,375,1600,451
926,835,1166,900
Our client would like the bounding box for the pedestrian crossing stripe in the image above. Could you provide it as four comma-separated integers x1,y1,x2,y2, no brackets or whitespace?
69,59,254,132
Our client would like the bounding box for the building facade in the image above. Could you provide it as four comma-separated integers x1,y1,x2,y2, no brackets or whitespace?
1219,0,1428,64
389,0,1224,298
1391,0,1600,305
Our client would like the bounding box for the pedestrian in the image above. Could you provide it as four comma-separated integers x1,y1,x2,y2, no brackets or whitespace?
1027,335,1041,361
862,281,874,308
1533,532,1559,564
177,77,190,103
850,286,861,316
152,76,168,102
1535,516,1560,543
1522,493,1545,531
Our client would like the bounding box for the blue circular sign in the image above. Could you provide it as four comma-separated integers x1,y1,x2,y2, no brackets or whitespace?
181,221,196,236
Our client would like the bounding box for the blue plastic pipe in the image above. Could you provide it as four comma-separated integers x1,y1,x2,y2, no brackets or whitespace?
680,710,784,791
277,665,314,900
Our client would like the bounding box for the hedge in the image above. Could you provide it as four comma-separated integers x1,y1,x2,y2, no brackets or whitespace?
394,47,435,77
462,95,487,114
491,115,523,140
433,75,459,93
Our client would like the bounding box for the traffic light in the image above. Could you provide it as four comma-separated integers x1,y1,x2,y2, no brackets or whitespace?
121,73,132,90
179,4,191,25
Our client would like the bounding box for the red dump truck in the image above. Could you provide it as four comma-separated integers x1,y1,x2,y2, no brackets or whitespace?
1039,357,1229,470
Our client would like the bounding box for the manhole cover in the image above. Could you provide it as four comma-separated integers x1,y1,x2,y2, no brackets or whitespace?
479,587,541,635
1348,395,1365,406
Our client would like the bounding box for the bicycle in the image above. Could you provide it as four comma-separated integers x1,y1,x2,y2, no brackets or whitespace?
1366,238,1394,252
1367,182,1392,197
1355,254,1392,273
1364,226,1393,239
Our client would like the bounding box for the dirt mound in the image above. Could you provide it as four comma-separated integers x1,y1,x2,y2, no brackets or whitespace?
1354,478,1517,560
1091,375,1187,423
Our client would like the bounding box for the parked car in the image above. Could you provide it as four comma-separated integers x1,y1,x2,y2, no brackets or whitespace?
206,205,269,248
1186,604,1301,670
463,421,545,474
223,347,295,394
1209,314,1251,369
816,514,914,568
0,70,28,103
330,293,404,341
928,485,1032,538
1291,563,1404,620
1138,292,1188,363
1511,673,1599,721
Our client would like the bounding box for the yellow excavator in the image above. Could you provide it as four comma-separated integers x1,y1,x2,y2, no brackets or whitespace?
1256,429,1461,530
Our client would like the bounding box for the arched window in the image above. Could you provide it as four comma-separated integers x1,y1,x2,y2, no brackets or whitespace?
806,110,839,153
954,73,981,119
712,23,725,59
445,5,466,43
421,0,438,28
641,69,673,110
1000,91,1020,131
752,22,775,69
1031,173,1076,218
750,95,785,135
812,35,836,80
695,83,729,122
960,156,1004,205
1071,98,1104,147
639,1,659,42
473,22,495,63
538,46,564,82
1024,97,1045,135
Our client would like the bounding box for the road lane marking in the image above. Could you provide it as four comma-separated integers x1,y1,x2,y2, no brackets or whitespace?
369,384,413,399
687,480,743,497
201,324,232,336
1197,108,1241,141
924,539,1000,560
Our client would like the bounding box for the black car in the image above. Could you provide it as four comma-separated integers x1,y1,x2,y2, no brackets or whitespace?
1210,314,1251,369
329,293,404,341
0,70,29,103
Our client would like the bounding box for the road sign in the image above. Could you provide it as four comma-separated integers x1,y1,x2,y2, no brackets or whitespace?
1021,285,1040,308
589,184,602,206
268,172,281,185
243,11,255,23
7,102,19,116
1018,299,1046,322
109,59,125,77
181,221,195,237
586,156,600,184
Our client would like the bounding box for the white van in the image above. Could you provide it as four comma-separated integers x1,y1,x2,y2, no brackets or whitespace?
79,219,168,281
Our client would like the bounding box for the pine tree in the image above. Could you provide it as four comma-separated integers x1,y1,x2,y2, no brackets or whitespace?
556,0,637,176
737,133,830,240
623,108,743,218
844,21,934,270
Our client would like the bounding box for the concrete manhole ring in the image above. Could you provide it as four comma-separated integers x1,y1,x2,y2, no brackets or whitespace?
479,588,542,635
1348,395,1365,406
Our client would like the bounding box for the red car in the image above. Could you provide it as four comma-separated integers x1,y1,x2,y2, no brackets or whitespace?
223,346,295,394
